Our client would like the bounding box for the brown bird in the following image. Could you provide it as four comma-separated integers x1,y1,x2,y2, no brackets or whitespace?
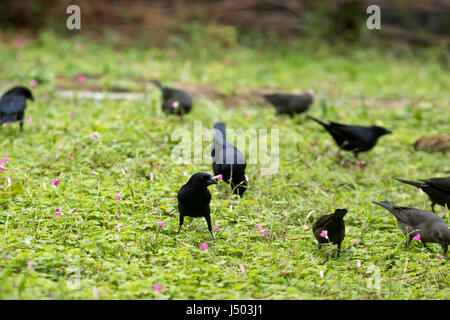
414,135,450,156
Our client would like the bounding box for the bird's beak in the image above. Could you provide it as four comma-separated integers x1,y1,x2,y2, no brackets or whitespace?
207,177,218,186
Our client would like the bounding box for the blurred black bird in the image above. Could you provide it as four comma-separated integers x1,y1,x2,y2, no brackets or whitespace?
0,86,34,131
211,122,248,197
372,201,450,254
263,89,314,117
312,208,348,257
152,80,193,116
308,116,391,159
396,177,450,212
177,172,218,241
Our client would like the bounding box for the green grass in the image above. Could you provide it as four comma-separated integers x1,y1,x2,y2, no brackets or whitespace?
0,30,449,299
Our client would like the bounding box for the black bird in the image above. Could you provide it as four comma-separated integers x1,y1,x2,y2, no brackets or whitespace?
211,122,248,197
312,208,348,257
152,80,193,116
177,172,218,241
396,177,450,212
308,116,391,159
0,86,34,131
263,89,314,117
372,201,450,254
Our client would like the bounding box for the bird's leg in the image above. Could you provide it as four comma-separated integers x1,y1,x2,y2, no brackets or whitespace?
177,215,184,235
431,203,436,213
205,215,215,243
336,243,341,258
20,121,23,132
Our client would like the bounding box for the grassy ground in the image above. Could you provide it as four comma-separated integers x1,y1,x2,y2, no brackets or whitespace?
0,30,449,299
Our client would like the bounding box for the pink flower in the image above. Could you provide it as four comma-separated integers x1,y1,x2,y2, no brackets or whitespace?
256,224,262,232
115,214,119,220
157,221,164,228
92,287,99,298
172,101,179,109
214,174,223,180
308,257,312,261
115,224,121,231
42,93,48,100
91,132,100,138
77,75,86,83
306,210,314,219
412,233,421,241
213,227,220,232
153,284,163,293
52,179,60,187
91,171,98,175
180,242,191,247
30,79,38,87
7,177,12,186
70,208,77,213
183,171,188,176
27,117,33,123
70,111,76,118
151,211,159,216
238,264,246,272
150,172,154,181
15,37,27,47
262,229,269,236
121,168,126,175
27,260,34,270
43,183,47,191
437,253,444,260
115,194,122,200
356,260,362,267
243,111,249,117
229,205,233,211
75,42,83,51
0,157,10,165
199,243,208,251
419,188,424,195
55,207,62,218
0,166,6,172
244,174,249,182
320,230,328,238
319,270,324,278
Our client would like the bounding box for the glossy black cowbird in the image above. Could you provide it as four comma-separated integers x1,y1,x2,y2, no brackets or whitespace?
372,201,450,254
177,172,218,241
0,86,34,131
263,89,314,117
211,122,248,197
396,177,450,212
312,208,348,257
308,116,391,159
152,80,193,116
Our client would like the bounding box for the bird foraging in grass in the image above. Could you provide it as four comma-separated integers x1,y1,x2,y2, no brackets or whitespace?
263,89,314,117
177,172,218,242
372,201,450,255
211,122,248,197
312,208,348,257
0,86,34,131
152,80,193,116
307,116,391,160
396,177,450,213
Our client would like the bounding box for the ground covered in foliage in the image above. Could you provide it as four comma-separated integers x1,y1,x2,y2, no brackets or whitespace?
0,30,449,299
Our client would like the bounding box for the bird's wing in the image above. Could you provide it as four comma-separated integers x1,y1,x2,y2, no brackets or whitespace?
423,177,450,193
392,207,440,226
312,214,333,230
0,93,27,114
328,124,372,143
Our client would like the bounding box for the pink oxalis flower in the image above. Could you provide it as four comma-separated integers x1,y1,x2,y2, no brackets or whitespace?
7,177,12,187
27,260,34,270
91,171,98,175
239,264,246,272
150,172,154,181
419,188,424,195
153,284,163,293
92,287,99,298
43,183,47,191
0,166,6,172
199,243,208,251
172,101,179,109
436,253,444,260
180,242,191,247
213,227,220,232
70,208,77,213
214,174,223,180
157,221,164,228
27,117,33,123
262,229,269,236
412,234,421,241
52,179,60,187
256,224,262,232
320,230,328,238
91,132,100,138
55,207,62,218
0,157,10,165
30,79,38,87
115,224,121,231
115,194,122,200
244,174,249,182
243,111,249,117
15,37,27,47
77,75,86,83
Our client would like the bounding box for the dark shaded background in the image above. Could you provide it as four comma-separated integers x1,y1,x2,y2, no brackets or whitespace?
1,0,449,46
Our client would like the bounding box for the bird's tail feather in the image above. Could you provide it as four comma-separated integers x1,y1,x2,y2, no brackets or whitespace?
152,80,164,91
372,201,395,212
396,178,423,188
1,113,17,124
307,115,327,127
